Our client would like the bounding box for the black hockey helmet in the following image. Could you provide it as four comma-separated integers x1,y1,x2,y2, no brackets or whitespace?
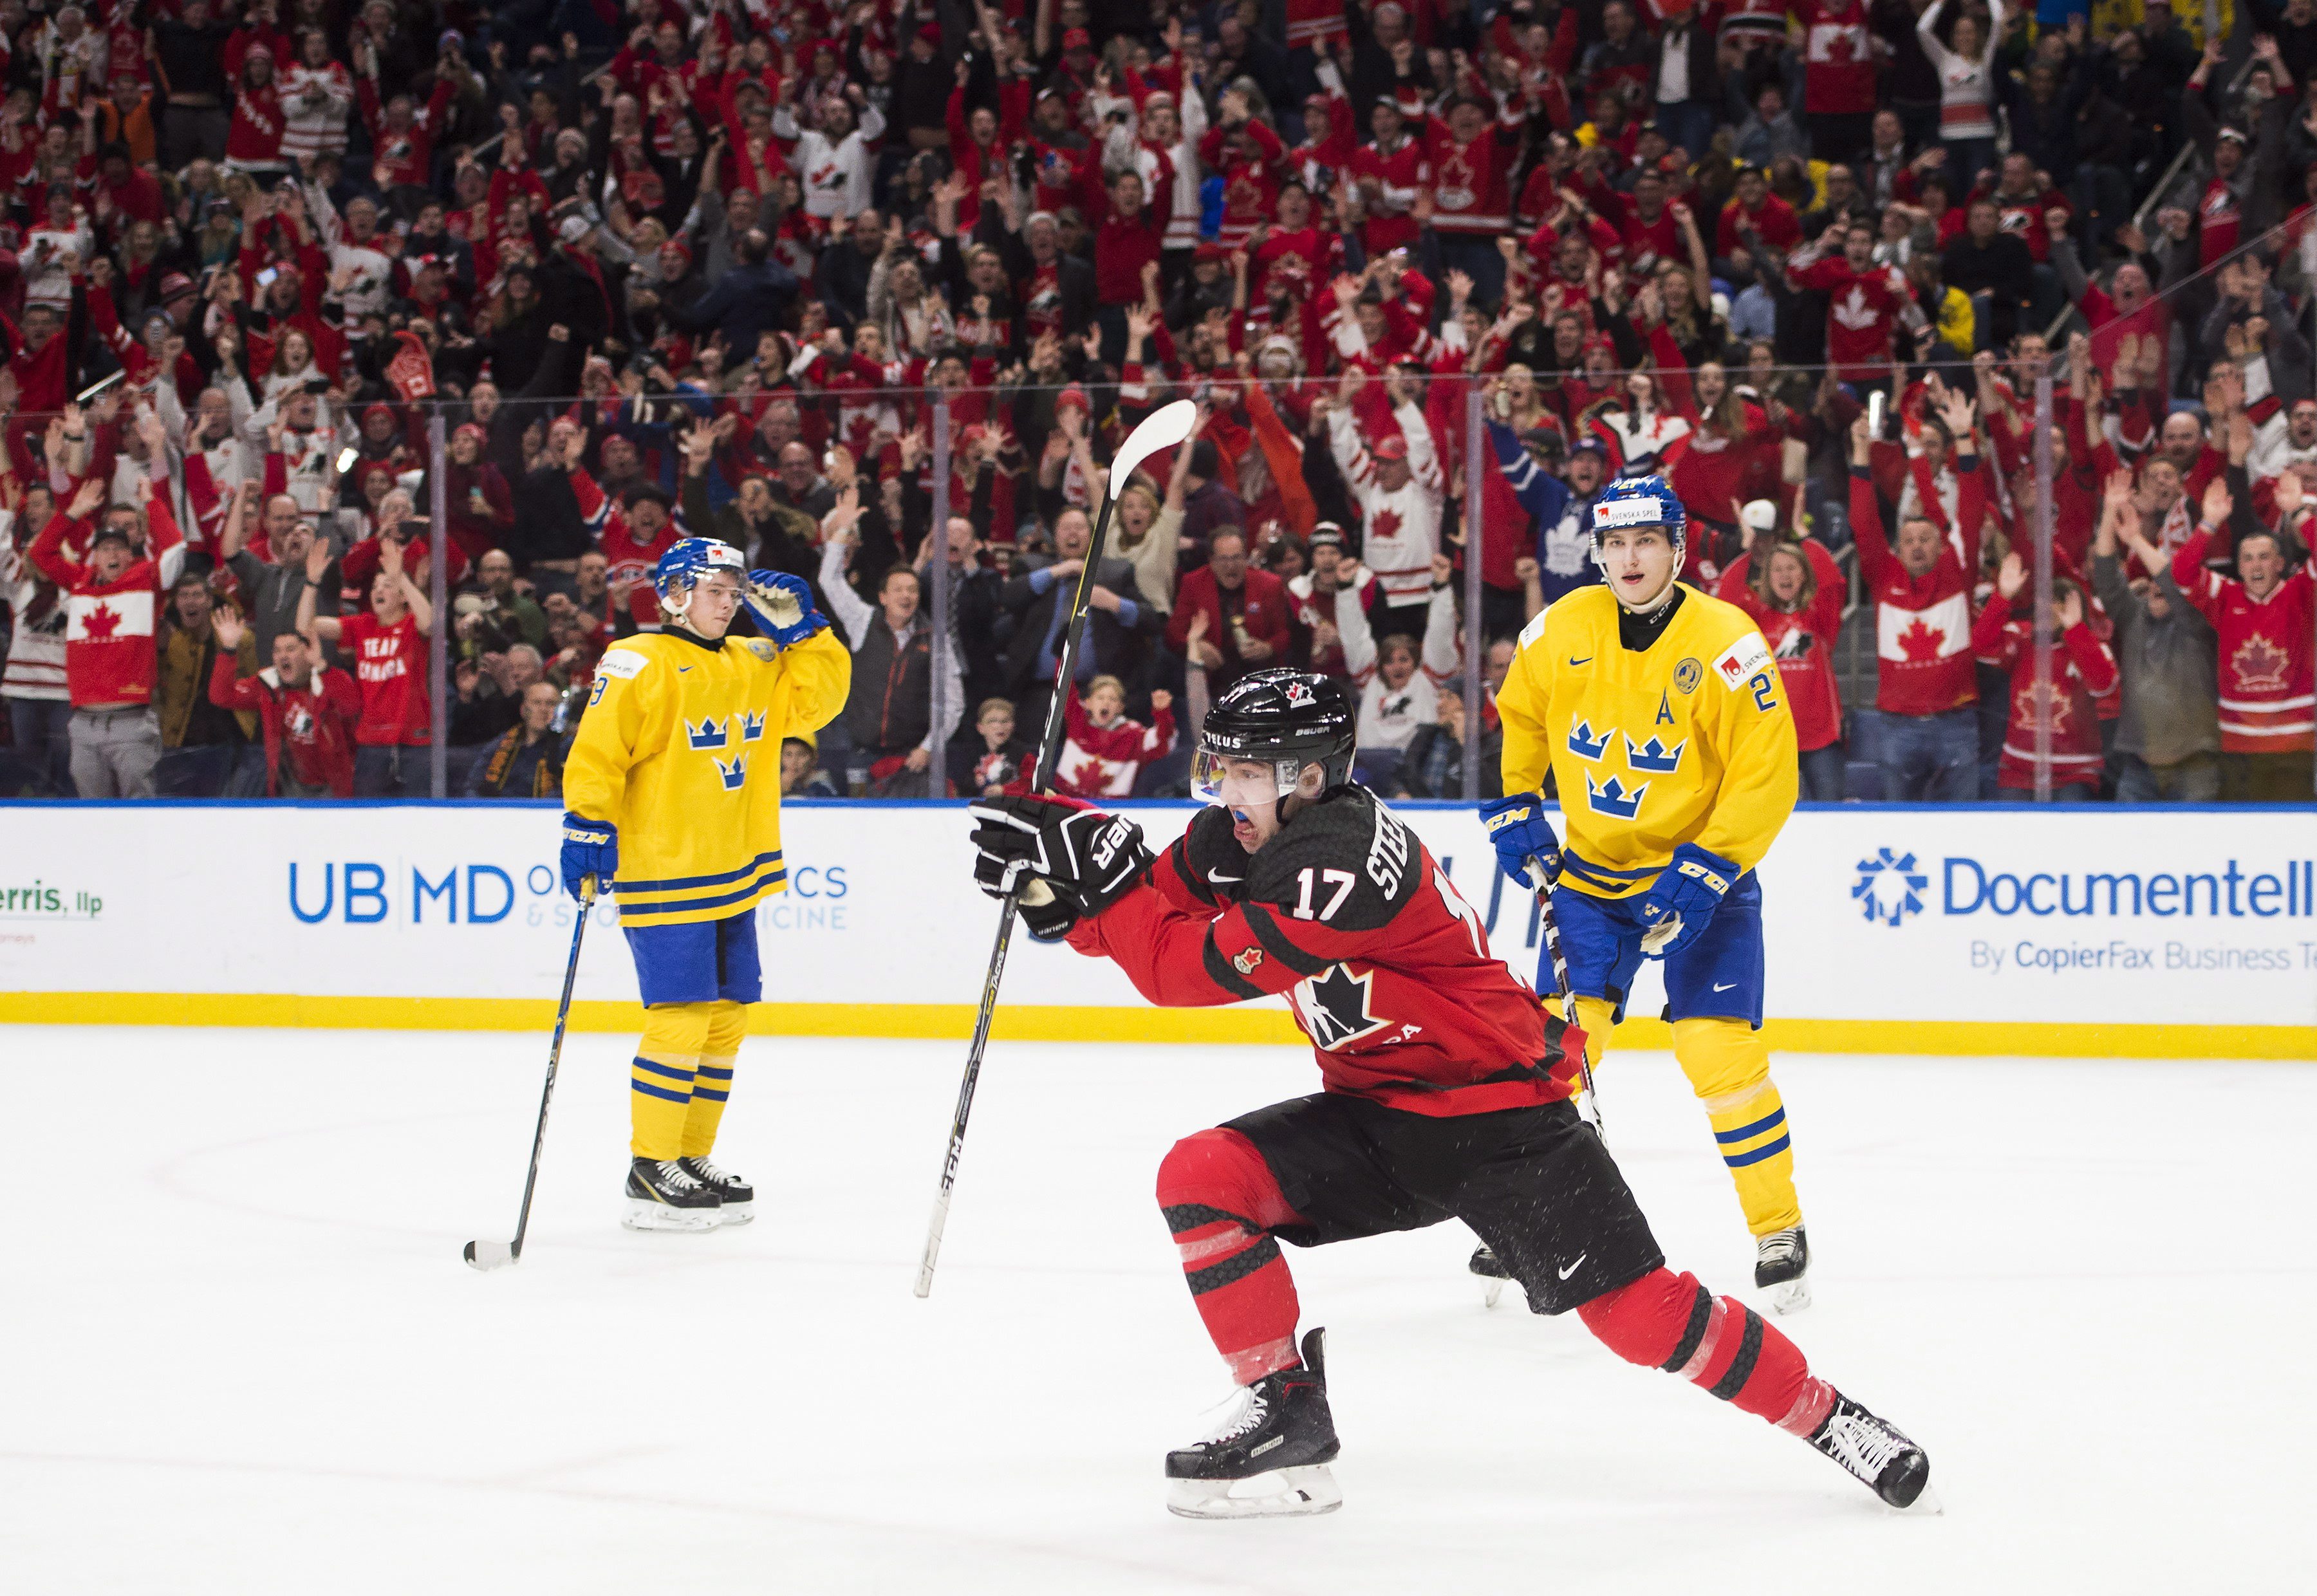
1191,669,1357,806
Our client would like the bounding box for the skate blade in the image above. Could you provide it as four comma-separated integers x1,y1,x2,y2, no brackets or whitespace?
463,1240,516,1271
711,1201,755,1227
1166,1465,1342,1520
1896,1483,1945,1516
622,1200,720,1232
1767,1277,1811,1315
1483,1279,1505,1310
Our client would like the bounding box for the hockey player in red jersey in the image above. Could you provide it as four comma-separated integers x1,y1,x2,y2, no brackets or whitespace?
969,671,1931,1521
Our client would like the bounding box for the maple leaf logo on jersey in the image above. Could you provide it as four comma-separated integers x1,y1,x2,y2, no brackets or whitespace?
2231,633,2291,693
2012,680,2073,736
1370,508,1403,540
1852,848,1927,927
1832,286,1881,331
1896,617,1949,662
79,602,124,640
1294,964,1391,1050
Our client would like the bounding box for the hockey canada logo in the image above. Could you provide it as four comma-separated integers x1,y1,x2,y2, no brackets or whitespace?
1852,847,1928,927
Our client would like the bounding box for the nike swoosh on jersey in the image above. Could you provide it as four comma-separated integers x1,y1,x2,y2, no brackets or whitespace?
1567,655,1592,666
676,665,694,673
1557,1253,1587,1279
1713,981,1736,992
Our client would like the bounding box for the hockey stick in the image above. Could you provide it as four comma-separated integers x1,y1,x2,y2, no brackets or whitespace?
465,877,597,1271
1524,859,1604,1142
914,399,1200,1299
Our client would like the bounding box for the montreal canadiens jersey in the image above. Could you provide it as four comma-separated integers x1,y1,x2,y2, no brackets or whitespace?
563,627,850,928
1068,793,1586,1117
1498,585,1798,900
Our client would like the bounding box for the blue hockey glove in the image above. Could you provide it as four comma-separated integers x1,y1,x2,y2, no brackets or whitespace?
1636,842,1740,960
743,570,828,647
1479,792,1561,888
560,812,618,901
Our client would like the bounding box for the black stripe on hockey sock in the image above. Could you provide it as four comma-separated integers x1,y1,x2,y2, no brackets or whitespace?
1708,1306,1767,1402
1163,1202,1250,1232
1186,1234,1282,1295
1661,1283,1715,1373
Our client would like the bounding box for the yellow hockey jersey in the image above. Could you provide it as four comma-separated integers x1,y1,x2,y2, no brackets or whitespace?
564,627,851,927
1498,586,1798,900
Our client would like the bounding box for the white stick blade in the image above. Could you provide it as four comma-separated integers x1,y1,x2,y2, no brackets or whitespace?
464,1240,517,1271
1108,399,1200,499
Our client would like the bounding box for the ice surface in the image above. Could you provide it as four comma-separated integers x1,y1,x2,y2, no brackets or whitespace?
3,1027,2311,1594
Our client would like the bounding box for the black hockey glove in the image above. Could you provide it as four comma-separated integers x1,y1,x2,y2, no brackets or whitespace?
969,794,1154,922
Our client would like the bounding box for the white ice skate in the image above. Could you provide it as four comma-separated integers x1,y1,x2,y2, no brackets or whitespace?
1166,1328,1343,1519
622,1157,721,1232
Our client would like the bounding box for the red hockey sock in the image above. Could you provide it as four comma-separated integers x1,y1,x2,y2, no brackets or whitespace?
1155,1128,1305,1385
1578,1267,1837,1438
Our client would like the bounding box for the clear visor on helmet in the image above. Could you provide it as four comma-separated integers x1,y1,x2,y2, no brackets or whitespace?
1191,747,1306,808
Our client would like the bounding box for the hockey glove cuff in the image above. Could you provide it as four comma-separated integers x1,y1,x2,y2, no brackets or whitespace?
560,813,618,901
1479,792,1561,888
1637,842,1738,960
743,570,829,647
969,794,1154,918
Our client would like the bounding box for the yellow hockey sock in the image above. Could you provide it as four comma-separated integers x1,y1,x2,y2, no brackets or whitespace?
631,1003,715,1162
1672,1017,1801,1236
681,1001,748,1159
1572,996,1617,1071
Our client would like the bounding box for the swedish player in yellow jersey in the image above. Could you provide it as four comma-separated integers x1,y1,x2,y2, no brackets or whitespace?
561,539,850,1230
1483,476,1812,1312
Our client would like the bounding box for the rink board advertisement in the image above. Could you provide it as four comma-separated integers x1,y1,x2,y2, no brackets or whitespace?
0,801,2312,1057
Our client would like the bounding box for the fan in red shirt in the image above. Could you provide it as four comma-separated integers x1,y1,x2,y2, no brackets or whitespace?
225,42,286,174
2197,129,2250,268
25,462,187,798
295,533,435,796
1791,0,1878,157
207,610,361,798
1717,167,1802,257
1050,680,1179,799
1201,88,1288,247
1345,99,1429,258
356,66,457,194
1785,220,1922,383
1972,553,2120,799
1720,515,1850,799
1847,398,1987,725
2169,484,2316,800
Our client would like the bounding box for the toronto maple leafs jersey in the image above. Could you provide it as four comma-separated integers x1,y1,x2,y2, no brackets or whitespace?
1498,585,1798,900
563,627,850,929
1068,792,1587,1117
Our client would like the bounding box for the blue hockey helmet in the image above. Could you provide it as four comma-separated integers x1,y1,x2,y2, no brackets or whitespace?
1588,475,1687,562
652,537,745,622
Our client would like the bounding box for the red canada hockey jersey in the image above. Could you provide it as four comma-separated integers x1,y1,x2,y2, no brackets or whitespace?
27,497,186,708
1070,793,1586,1118
1850,460,1986,717
1789,252,1915,380
1972,601,2120,789
2172,528,2316,753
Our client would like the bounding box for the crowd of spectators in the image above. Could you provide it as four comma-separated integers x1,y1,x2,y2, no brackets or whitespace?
0,0,2310,806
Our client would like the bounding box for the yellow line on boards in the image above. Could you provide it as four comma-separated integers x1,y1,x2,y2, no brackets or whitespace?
0,992,2310,1059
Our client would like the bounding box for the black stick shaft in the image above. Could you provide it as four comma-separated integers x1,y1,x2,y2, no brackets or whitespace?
915,492,1122,1297
1527,861,1604,1141
510,882,594,1257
